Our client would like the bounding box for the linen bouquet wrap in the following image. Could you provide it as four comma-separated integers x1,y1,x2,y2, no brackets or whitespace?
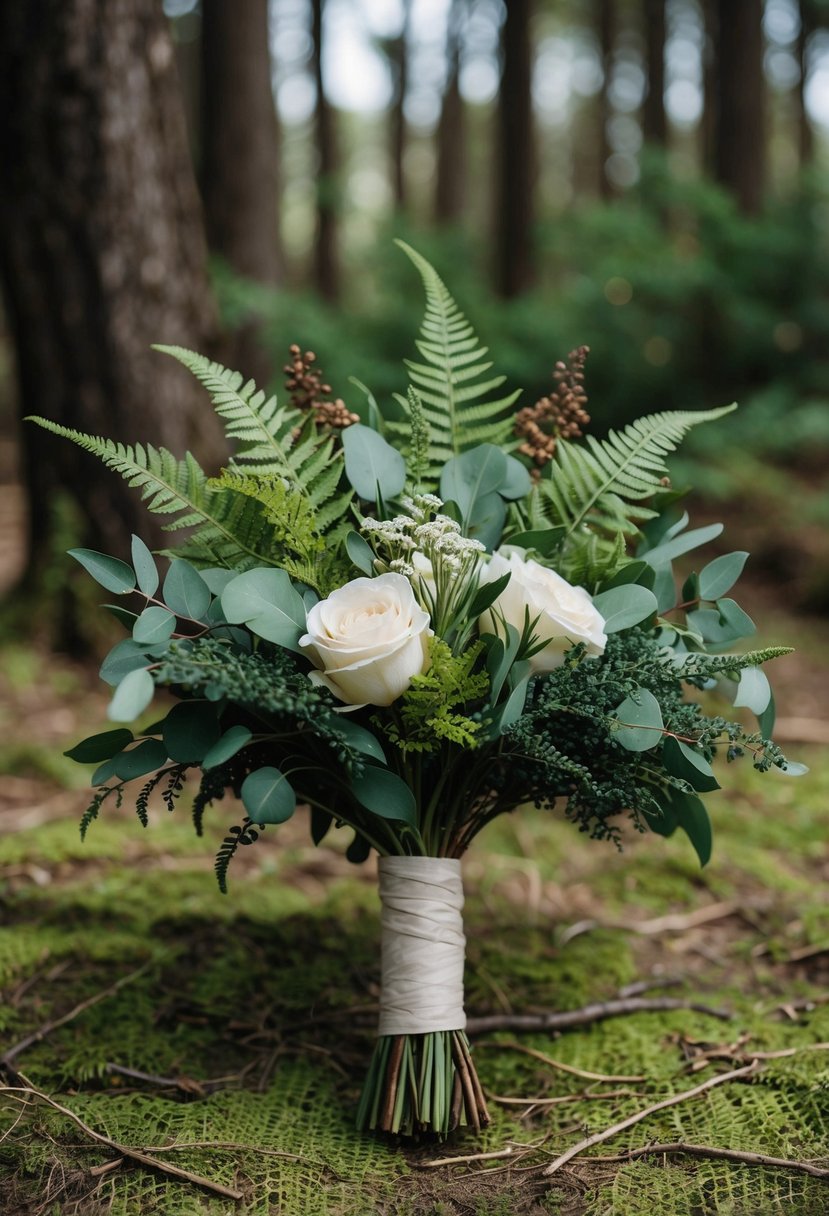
39,243,798,1138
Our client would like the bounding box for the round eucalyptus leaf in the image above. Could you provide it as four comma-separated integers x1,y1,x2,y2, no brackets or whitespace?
163,559,212,621
112,738,168,781
241,767,296,824
221,568,306,651
108,668,155,723
699,551,749,602
342,424,406,501
611,688,664,751
351,767,416,824
133,606,176,646
202,725,253,770
592,584,658,634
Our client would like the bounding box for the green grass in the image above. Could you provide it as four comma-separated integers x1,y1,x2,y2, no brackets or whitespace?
1,639,828,1214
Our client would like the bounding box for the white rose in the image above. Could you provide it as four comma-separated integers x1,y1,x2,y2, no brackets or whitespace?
479,547,607,672
299,573,432,707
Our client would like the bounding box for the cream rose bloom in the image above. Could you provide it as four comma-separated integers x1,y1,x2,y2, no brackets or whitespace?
479,547,607,672
299,573,432,707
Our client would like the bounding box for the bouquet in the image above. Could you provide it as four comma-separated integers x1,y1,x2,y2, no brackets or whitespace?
32,242,800,1138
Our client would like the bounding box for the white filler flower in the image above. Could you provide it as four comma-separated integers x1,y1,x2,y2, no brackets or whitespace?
480,547,607,672
300,573,432,707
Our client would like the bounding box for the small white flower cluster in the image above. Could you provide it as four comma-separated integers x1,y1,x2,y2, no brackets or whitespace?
361,495,487,639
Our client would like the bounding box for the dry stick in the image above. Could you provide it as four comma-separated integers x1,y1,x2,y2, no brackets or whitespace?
422,1145,518,1169
466,996,731,1036
1,961,154,1075
590,1142,829,1180
0,1082,243,1202
479,1040,645,1083
542,1062,760,1176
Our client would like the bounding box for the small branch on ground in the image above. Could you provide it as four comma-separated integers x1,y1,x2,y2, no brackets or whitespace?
1,961,154,1082
590,1141,829,1180
542,1062,760,1176
0,1078,244,1201
466,995,731,1036
477,1040,644,1083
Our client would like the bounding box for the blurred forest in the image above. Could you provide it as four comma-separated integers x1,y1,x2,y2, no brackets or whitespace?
1,0,828,630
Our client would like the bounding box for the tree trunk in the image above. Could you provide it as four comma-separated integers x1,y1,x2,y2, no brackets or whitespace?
435,0,465,225
389,0,411,211
597,0,615,197
311,0,340,302
642,0,667,146
0,0,224,616
712,0,766,214
701,0,718,176
201,0,281,388
797,1,816,169
495,0,536,298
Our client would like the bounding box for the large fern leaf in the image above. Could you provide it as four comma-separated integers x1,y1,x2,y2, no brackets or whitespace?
26,419,278,569
153,346,348,516
531,405,737,538
390,242,521,477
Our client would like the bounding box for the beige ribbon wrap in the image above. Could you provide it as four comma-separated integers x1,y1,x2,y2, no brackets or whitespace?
377,856,466,1037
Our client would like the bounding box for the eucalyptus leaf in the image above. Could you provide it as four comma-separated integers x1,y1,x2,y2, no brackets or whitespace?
348,376,384,432
611,688,664,751
506,528,566,557
648,786,712,865
103,604,139,629
440,444,506,520
652,564,677,614
162,701,221,763
592,584,658,633
734,666,771,715
346,530,376,576
131,534,159,597
199,568,237,596
163,559,212,621
65,729,134,763
351,768,416,824
241,767,296,824
221,568,306,651
333,718,387,764
699,551,749,601
776,759,810,777
201,725,253,770
663,736,720,793
133,606,176,646
342,423,406,501
757,689,776,738
642,523,724,567
100,639,156,687
112,738,168,782
108,668,155,723
599,560,654,592
466,490,506,551
69,548,136,595
500,454,533,500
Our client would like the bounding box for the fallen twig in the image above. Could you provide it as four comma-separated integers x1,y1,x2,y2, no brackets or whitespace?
0,1079,243,1201
466,996,731,1036
1,961,154,1079
590,1141,829,1180
542,1063,760,1176
419,1145,519,1169
477,1040,644,1083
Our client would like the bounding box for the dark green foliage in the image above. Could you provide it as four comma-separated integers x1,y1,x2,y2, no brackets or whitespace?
214,817,263,894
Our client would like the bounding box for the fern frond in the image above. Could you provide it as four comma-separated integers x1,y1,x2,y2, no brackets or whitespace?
392,242,521,480
28,418,279,570
533,405,737,540
154,346,349,520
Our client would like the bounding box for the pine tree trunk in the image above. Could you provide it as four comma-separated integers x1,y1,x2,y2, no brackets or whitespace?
435,0,465,225
642,0,667,147
701,0,718,176
597,0,616,197
495,0,536,298
713,0,766,214
201,0,281,388
311,0,340,303
0,0,224,616
797,1,815,169
389,1,411,212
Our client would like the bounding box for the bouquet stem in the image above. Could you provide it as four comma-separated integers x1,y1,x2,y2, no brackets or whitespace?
355,1029,490,1136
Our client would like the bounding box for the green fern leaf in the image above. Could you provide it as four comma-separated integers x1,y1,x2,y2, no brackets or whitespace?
534,405,737,540
392,241,521,480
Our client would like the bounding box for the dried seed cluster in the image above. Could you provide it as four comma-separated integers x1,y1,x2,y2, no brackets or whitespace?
284,343,359,430
515,345,591,469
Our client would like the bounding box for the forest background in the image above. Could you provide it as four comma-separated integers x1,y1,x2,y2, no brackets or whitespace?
0,2,828,1215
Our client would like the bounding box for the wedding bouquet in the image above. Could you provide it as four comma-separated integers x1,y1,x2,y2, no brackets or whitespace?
33,243,798,1138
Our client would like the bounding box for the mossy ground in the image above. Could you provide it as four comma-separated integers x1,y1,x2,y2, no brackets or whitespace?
1,637,828,1215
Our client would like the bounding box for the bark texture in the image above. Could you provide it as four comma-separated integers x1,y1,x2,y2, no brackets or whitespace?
495,0,536,298
311,0,340,302
0,0,224,592
712,0,766,213
642,0,667,146
201,0,281,386
435,0,466,225
388,0,411,211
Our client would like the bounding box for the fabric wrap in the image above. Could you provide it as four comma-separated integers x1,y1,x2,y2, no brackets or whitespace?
377,856,466,1037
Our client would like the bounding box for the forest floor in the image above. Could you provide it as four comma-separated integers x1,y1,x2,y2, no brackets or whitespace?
1,473,828,1215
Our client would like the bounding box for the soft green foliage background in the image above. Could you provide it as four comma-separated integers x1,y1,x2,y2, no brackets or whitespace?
1,627,828,1214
